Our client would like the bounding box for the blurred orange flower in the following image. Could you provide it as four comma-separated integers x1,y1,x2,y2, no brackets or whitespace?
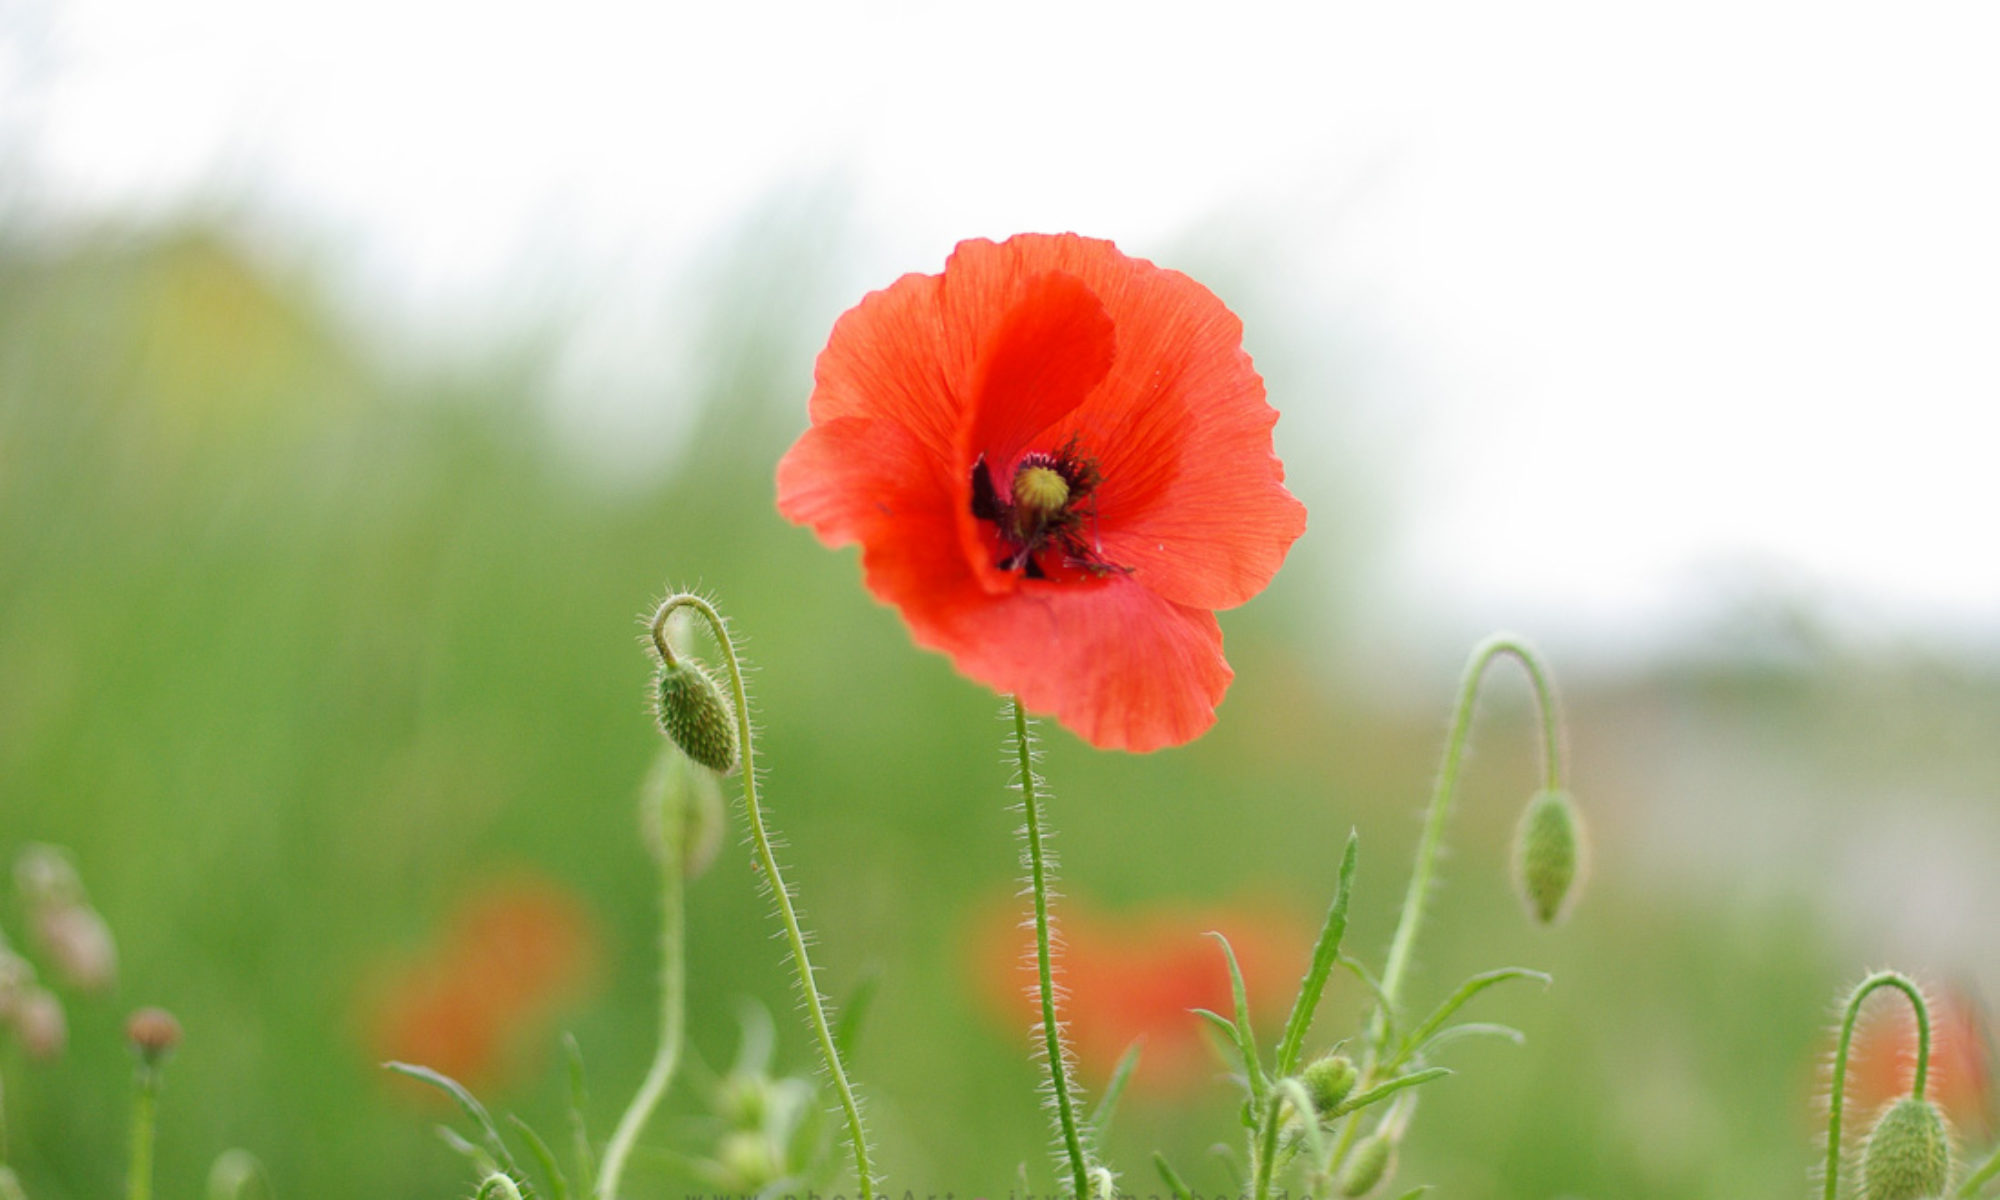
975,898,1306,1092
365,875,600,1094
777,233,1306,751
1844,985,1995,1143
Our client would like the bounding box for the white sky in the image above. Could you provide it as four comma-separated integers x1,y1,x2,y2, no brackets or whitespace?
8,0,1999,659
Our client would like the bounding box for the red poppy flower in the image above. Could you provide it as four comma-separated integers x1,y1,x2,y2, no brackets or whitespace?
777,234,1307,751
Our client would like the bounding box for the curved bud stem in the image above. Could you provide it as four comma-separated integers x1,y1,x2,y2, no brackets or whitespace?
1824,970,1932,1200
1372,635,1563,1058
645,595,875,1200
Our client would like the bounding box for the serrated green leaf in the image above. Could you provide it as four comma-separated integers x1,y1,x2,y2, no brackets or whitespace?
1337,955,1397,1043
1276,830,1360,1077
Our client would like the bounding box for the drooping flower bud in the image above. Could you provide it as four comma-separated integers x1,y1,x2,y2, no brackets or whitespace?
1337,1131,1394,1196
1512,788,1583,925
1860,1096,1952,1200
126,1006,183,1066
1302,1052,1358,1115
655,661,739,774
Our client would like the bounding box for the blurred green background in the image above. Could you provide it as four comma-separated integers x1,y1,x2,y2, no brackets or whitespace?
2,211,1996,1200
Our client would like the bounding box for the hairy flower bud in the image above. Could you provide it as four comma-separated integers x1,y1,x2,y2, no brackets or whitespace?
1512,788,1583,925
1337,1131,1394,1196
1860,1096,1952,1200
655,661,739,774
1303,1052,1358,1115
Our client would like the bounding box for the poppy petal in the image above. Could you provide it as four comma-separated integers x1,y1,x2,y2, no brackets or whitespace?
939,235,1305,611
807,268,963,460
962,271,1116,470
918,579,1232,753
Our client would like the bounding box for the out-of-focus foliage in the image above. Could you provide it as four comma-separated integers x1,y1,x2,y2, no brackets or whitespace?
0,216,1992,1199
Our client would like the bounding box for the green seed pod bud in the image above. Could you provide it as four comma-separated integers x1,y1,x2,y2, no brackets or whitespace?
1337,1131,1394,1196
126,1006,183,1066
655,661,738,774
1302,1052,1358,1115
1860,1096,1952,1200
714,1130,782,1192
1513,788,1583,925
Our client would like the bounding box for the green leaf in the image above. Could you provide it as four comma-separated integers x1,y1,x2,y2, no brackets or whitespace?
1392,1188,1432,1199
508,1114,568,1200
1090,1039,1145,1138
1276,829,1360,1077
387,1061,522,1180
834,973,881,1062
1396,968,1551,1070
1153,1153,1195,1200
562,1033,595,1196
1328,1067,1452,1118
1417,1021,1525,1058
1204,931,1268,1103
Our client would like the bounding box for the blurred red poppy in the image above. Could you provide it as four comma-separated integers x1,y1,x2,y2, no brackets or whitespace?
367,876,600,1094
974,898,1306,1091
1845,985,1995,1142
777,234,1306,751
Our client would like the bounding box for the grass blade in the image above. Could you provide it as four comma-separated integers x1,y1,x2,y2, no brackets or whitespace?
1153,1153,1194,1200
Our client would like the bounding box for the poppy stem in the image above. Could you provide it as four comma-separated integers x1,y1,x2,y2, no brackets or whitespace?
1372,635,1563,1061
1823,970,1932,1200
647,594,876,1200
596,759,686,1200
1011,697,1094,1200
127,1062,161,1200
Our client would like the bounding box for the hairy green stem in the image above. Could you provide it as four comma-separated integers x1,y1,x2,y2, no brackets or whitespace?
1824,971,1932,1200
651,596,874,1199
128,1066,160,1200
596,771,687,1199
1012,698,1092,1200
1373,635,1562,1057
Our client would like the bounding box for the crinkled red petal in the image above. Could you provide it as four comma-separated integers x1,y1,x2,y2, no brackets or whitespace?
940,235,1307,611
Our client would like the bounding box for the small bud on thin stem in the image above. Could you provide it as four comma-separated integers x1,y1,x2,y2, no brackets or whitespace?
127,1008,182,1066
1824,971,1935,1200
1374,635,1569,1060
1512,789,1584,925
